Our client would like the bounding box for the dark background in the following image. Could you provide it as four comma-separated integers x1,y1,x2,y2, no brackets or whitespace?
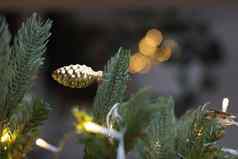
0,1,238,158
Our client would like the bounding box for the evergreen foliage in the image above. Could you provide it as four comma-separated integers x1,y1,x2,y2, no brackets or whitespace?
7,13,51,113
175,105,227,159
49,23,237,159
0,13,51,159
119,88,159,152
93,47,130,124
71,47,238,159
133,96,175,159
80,47,131,159
1,10,236,159
0,16,11,121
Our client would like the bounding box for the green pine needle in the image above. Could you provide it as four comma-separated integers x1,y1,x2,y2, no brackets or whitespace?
176,105,226,159
6,13,52,113
135,96,176,159
0,15,11,119
93,47,130,124
0,13,52,159
119,88,159,152
9,97,50,134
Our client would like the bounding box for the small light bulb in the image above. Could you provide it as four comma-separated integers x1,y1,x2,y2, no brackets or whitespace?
222,97,229,112
82,122,122,139
36,138,48,147
84,122,103,133
129,53,152,74
139,38,157,57
145,29,163,47
0,128,15,143
36,138,60,153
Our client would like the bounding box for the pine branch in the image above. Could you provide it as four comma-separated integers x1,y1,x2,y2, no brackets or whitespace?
5,97,50,159
119,88,159,152
93,47,130,124
10,134,35,159
9,97,50,133
0,16,11,120
175,105,225,159
6,13,52,114
0,13,52,159
135,96,176,159
151,97,176,159
82,47,130,159
82,134,115,159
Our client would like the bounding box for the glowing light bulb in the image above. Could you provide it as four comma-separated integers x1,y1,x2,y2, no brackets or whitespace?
139,38,157,57
0,128,16,144
129,53,152,74
75,121,121,139
222,97,229,112
1,132,10,143
35,138,60,153
83,122,104,133
145,29,163,47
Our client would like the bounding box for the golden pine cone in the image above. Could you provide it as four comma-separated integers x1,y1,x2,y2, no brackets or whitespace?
52,64,103,88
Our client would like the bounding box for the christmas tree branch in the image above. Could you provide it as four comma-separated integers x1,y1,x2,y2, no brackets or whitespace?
93,47,130,124
6,13,52,114
0,13,52,159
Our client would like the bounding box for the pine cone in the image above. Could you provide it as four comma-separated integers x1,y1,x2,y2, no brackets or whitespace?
52,64,103,88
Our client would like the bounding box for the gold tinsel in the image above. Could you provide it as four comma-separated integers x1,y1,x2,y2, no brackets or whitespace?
52,64,103,88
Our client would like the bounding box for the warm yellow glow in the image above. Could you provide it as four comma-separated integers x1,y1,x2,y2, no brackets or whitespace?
73,108,123,139
145,29,163,47
72,108,93,123
140,58,152,74
36,138,59,152
79,121,122,139
139,38,157,57
155,47,172,62
75,121,105,134
83,122,104,133
129,53,152,74
72,108,94,133
72,108,109,135
1,132,10,143
0,128,16,144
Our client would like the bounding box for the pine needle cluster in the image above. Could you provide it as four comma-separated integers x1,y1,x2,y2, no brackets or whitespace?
92,47,130,124
0,13,52,159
